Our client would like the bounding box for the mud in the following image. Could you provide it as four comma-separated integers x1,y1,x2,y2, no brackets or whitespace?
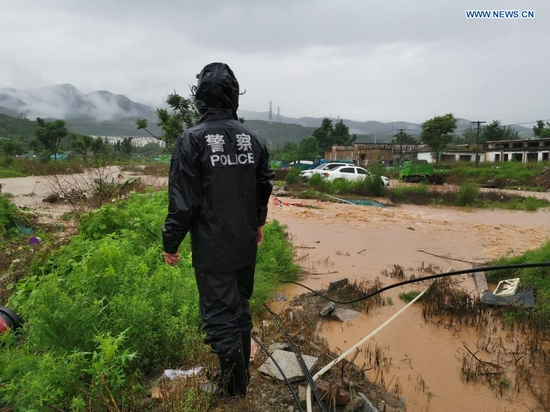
267,196,550,412
2,175,550,411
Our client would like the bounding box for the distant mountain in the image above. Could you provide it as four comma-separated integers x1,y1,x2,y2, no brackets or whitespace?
0,84,160,137
0,84,154,121
239,110,534,141
0,85,534,140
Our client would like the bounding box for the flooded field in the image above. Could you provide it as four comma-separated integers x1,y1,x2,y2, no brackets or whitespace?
267,197,550,412
2,174,550,411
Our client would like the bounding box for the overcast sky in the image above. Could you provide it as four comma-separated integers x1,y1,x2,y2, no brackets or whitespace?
2,0,548,125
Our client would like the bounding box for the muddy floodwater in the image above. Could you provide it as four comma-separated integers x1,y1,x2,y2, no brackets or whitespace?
267,196,550,412
2,174,550,411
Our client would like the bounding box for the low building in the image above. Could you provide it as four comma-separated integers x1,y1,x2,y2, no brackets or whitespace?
326,138,550,165
485,138,550,162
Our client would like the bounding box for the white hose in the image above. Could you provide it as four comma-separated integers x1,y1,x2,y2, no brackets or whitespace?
306,287,429,412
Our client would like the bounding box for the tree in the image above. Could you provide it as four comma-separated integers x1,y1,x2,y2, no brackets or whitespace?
0,138,24,166
136,92,198,151
72,135,94,163
458,126,476,144
420,113,458,164
114,137,133,158
270,142,298,164
312,118,356,152
296,136,320,161
533,120,550,138
35,117,68,160
391,132,416,144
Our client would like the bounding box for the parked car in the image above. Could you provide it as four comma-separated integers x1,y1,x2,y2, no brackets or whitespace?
299,162,355,181
321,165,390,186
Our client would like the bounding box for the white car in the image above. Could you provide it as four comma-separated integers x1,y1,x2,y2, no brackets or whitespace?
299,162,354,181
321,165,390,186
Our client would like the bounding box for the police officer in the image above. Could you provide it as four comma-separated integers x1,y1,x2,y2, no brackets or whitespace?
162,62,274,397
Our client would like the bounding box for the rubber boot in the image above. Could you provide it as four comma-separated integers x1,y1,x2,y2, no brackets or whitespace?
218,343,247,396
241,331,251,385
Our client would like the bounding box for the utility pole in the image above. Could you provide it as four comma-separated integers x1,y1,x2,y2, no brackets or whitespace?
397,129,405,162
471,121,485,168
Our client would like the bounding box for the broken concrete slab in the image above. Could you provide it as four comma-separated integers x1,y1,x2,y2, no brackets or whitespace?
320,301,336,316
259,349,319,383
328,278,349,293
268,342,291,353
331,307,361,322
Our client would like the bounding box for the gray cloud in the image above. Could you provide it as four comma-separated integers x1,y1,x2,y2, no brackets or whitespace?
1,0,548,124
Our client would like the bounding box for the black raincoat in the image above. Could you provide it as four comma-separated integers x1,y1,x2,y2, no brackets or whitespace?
162,63,274,272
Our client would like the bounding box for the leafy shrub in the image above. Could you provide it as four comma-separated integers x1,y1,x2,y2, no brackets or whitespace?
0,195,18,237
455,183,480,206
389,183,429,202
1,190,299,410
0,194,32,237
487,241,550,331
285,168,301,184
351,171,387,197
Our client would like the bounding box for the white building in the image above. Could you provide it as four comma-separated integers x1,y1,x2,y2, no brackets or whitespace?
90,135,166,148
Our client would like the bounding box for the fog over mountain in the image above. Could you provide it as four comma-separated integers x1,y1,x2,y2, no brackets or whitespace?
0,84,154,122
0,84,533,139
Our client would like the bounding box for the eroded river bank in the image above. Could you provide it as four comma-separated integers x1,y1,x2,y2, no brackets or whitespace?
267,197,550,412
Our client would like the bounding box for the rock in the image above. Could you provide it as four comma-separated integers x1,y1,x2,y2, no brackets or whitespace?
273,293,287,302
259,349,319,383
377,403,403,412
320,301,336,317
358,392,379,412
328,277,349,293
331,307,361,322
42,192,60,203
344,396,366,411
315,379,352,405
268,342,290,353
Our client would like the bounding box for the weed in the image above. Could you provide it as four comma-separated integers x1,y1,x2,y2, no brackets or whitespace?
455,183,479,206
0,191,300,410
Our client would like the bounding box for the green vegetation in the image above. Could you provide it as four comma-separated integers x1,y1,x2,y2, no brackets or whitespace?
271,117,355,162
0,191,299,410
0,194,28,238
398,290,422,303
136,92,198,150
533,120,550,138
420,113,458,164
486,241,550,332
449,161,546,189
0,114,38,139
386,182,550,210
299,169,388,198
455,183,479,206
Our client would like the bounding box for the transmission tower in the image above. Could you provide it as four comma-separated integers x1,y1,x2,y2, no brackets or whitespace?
277,106,281,123
268,101,273,124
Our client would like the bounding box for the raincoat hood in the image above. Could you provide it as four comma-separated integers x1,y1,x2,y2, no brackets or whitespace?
195,62,239,115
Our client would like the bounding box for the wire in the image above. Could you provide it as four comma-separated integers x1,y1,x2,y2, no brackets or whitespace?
264,304,328,412
306,286,430,412
251,335,304,412
283,262,550,305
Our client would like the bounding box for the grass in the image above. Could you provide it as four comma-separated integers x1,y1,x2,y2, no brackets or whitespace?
0,191,300,411
486,241,550,331
386,182,550,211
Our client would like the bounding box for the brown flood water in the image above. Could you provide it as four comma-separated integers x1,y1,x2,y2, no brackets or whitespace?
267,197,550,412
2,175,550,411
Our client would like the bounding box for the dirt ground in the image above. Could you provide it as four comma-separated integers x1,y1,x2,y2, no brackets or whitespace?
2,173,550,411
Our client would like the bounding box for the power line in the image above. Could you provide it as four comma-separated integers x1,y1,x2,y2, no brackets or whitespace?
471,121,486,167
